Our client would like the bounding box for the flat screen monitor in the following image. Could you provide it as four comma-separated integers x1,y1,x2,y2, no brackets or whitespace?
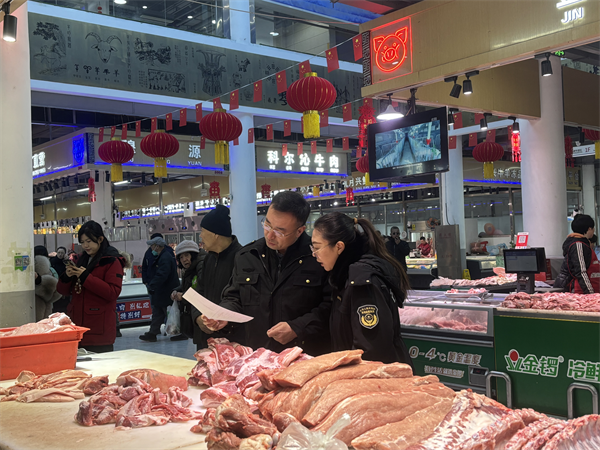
367,107,449,181
503,248,547,274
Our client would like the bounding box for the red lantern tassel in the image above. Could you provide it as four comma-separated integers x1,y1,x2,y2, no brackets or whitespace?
154,157,167,178
112,163,124,182
215,140,229,165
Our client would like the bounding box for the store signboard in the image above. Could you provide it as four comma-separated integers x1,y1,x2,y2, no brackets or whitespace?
369,16,413,85
32,134,89,178
28,13,363,117
90,134,224,172
557,0,585,25
566,166,581,189
495,312,600,417
573,144,595,158
117,299,152,323
256,148,349,176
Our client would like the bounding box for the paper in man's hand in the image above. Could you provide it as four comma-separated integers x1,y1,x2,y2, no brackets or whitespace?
183,288,254,323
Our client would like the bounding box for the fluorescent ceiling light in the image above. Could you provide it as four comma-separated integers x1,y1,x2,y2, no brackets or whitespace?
187,15,193,19
40,196,53,201
142,5,147,9
114,180,130,185
76,188,89,193
212,19,216,24
270,31,279,36
114,0,126,4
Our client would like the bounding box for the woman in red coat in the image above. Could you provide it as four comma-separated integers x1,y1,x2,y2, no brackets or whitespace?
57,221,125,353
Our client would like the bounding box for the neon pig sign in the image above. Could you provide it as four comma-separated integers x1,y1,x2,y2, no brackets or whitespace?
370,16,413,84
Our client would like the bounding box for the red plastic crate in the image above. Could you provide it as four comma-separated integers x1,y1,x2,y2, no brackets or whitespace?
0,326,88,381
0,326,89,348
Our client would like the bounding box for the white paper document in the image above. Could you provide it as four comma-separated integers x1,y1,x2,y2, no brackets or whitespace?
183,288,254,323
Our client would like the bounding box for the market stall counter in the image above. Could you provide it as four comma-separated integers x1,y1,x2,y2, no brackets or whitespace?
0,350,207,450
400,289,506,393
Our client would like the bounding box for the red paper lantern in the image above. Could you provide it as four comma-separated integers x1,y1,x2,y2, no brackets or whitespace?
565,136,574,168
97,137,134,182
199,109,243,165
472,141,504,179
140,130,179,178
355,154,373,185
209,181,221,200
261,184,271,199
287,73,336,139
584,129,600,159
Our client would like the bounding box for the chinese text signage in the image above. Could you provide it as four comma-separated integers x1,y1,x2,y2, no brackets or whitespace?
256,148,348,176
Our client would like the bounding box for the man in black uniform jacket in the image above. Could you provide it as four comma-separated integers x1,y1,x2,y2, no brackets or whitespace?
201,191,332,356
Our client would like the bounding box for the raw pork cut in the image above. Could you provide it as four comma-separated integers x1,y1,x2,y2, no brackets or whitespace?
213,394,277,438
17,388,85,402
312,383,455,444
457,408,547,450
504,418,563,450
302,375,439,427
201,381,240,408
351,398,453,450
0,312,75,336
259,362,412,421
118,369,187,393
542,414,600,450
272,349,363,388
405,390,510,450
239,434,273,450
521,423,567,450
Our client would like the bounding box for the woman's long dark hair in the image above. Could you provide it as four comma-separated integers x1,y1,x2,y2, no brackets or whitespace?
77,221,110,271
314,212,410,298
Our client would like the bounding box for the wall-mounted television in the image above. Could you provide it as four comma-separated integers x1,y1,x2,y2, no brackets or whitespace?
367,107,449,181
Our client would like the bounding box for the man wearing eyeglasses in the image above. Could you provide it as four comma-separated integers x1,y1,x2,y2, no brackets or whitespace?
385,226,410,271
201,191,331,355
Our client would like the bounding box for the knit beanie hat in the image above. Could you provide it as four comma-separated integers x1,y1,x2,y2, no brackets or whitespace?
201,205,232,237
175,240,199,256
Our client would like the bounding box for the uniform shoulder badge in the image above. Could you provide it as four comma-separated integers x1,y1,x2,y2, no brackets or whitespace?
357,305,379,329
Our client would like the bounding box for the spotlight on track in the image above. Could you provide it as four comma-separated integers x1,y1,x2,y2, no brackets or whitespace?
445,76,461,98
463,70,479,95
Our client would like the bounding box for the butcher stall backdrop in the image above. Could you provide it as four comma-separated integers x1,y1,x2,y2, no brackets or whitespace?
495,308,600,418
28,13,364,117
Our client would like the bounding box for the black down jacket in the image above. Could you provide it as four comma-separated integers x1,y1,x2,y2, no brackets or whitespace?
219,233,332,356
330,254,413,366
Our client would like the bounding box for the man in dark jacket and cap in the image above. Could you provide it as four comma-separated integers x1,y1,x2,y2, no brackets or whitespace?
140,236,180,342
555,214,599,294
201,191,332,356
190,205,242,350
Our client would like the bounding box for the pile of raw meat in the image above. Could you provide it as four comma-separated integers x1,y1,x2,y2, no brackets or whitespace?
501,292,600,312
431,273,517,288
0,313,77,337
188,338,310,407
0,369,108,402
187,340,600,450
398,307,488,333
74,368,201,429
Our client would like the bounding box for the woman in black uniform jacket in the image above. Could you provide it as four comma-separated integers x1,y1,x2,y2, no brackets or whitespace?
311,212,412,366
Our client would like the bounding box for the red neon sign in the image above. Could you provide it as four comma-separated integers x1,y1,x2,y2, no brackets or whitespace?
373,27,409,72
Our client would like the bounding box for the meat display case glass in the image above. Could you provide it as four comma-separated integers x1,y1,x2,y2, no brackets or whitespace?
400,290,505,393
406,258,437,289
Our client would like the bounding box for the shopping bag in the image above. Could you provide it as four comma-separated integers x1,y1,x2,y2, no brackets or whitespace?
165,301,181,336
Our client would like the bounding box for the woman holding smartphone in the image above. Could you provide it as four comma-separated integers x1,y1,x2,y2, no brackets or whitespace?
57,221,125,353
